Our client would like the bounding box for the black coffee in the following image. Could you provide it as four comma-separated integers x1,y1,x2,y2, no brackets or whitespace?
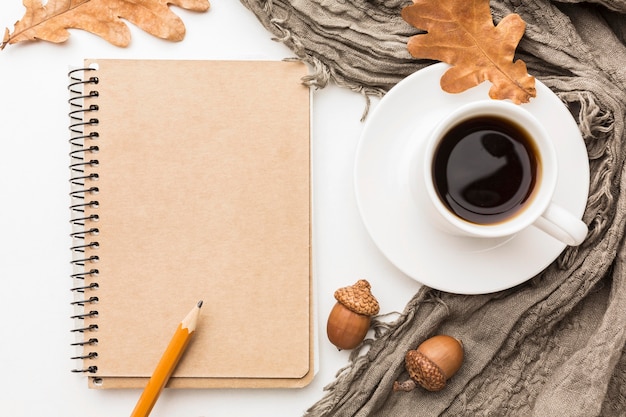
432,115,539,225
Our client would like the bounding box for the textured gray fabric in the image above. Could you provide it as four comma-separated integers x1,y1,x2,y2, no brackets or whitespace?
240,0,626,415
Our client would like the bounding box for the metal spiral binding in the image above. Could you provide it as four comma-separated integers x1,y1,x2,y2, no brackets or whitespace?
68,67,100,375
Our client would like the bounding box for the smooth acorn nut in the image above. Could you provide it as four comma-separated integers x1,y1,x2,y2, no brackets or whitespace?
394,335,464,392
326,279,379,350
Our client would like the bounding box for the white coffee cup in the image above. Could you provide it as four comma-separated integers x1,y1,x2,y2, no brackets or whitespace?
416,100,587,246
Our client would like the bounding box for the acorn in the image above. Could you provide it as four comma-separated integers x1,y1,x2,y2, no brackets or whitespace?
326,279,380,350
394,335,464,392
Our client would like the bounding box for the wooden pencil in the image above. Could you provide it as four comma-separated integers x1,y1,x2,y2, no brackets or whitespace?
130,300,203,417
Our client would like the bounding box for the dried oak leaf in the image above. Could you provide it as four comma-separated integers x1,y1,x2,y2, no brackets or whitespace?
1,0,210,50
401,0,536,103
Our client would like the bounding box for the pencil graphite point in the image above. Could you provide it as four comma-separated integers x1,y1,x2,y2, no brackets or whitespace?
197,300,203,308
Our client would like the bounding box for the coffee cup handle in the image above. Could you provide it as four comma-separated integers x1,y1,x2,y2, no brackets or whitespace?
533,203,587,246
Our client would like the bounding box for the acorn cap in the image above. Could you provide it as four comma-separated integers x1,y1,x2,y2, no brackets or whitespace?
405,349,446,391
334,279,380,316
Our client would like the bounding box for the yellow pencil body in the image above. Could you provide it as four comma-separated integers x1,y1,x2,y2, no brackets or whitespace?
130,301,202,417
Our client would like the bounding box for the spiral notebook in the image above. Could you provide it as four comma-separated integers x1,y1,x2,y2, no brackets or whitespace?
68,59,313,389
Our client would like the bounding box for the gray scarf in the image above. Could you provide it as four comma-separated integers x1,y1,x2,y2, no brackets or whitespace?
240,1,626,415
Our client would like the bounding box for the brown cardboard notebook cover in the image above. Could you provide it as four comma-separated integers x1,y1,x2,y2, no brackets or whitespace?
69,59,312,389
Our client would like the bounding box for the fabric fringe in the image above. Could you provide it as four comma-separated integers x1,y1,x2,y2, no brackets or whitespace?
241,0,410,120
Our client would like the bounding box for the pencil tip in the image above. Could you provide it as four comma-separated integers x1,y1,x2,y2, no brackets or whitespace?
197,300,203,308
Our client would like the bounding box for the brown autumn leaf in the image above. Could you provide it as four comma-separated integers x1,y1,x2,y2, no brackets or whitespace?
401,0,536,104
1,0,210,50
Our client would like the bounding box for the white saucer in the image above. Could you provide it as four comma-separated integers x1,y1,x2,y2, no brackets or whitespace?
354,63,589,294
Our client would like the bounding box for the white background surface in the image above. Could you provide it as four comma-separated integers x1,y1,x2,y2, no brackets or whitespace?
0,2,422,416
